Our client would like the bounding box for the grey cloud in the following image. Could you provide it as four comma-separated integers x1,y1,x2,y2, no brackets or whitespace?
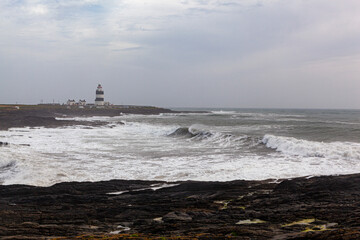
1,0,360,109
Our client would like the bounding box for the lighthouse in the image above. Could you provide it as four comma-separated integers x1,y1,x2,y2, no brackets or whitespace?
95,84,104,105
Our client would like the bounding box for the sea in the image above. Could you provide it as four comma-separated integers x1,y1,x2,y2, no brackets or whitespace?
1,108,360,187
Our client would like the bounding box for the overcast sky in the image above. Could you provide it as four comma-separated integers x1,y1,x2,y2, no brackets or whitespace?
1,0,360,109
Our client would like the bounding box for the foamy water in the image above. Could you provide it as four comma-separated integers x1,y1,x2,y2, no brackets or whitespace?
1,109,360,186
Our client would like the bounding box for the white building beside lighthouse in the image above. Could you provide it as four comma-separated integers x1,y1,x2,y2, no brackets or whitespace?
95,84,105,106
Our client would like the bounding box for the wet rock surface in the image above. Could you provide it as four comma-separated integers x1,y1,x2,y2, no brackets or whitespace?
0,110,100,130
1,174,360,239
0,141,9,146
0,106,177,130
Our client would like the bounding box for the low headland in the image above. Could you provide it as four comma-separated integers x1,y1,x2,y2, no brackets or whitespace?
0,104,179,130
1,104,360,239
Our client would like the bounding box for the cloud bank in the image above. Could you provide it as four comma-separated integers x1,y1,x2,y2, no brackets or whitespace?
0,0,360,108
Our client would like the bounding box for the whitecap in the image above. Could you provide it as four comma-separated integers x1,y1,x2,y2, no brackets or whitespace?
262,134,360,161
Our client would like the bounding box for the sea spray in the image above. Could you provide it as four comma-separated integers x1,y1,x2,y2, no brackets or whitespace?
1,108,360,186
262,134,360,160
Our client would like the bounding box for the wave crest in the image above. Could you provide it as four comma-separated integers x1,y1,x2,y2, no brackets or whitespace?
168,126,255,149
262,134,360,160
0,155,16,171
168,127,212,139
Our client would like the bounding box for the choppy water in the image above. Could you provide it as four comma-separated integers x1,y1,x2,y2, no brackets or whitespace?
1,108,360,186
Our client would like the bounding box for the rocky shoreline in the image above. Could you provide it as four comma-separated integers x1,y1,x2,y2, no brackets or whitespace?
0,105,178,130
1,106,360,239
1,174,360,239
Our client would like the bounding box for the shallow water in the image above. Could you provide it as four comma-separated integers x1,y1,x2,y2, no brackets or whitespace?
1,108,360,186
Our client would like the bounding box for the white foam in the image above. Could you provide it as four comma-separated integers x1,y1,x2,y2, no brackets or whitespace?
56,116,114,121
211,110,237,115
0,152,15,169
109,225,130,234
262,134,360,161
1,120,360,187
107,183,179,195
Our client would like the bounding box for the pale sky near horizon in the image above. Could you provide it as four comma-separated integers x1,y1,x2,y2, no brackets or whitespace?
1,0,360,109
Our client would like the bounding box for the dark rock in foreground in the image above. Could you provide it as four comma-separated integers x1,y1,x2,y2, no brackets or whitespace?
1,174,360,239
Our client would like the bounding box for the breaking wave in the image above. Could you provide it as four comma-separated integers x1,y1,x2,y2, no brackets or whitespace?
0,150,16,175
210,110,237,115
1,108,360,186
168,127,212,139
262,134,360,160
0,159,15,170
168,126,256,148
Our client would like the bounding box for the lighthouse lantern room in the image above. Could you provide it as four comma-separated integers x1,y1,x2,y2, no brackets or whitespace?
95,84,105,106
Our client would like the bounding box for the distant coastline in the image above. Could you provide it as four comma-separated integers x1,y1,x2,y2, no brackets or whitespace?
0,104,179,130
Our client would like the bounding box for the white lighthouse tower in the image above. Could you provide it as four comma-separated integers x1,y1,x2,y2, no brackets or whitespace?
95,84,104,106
